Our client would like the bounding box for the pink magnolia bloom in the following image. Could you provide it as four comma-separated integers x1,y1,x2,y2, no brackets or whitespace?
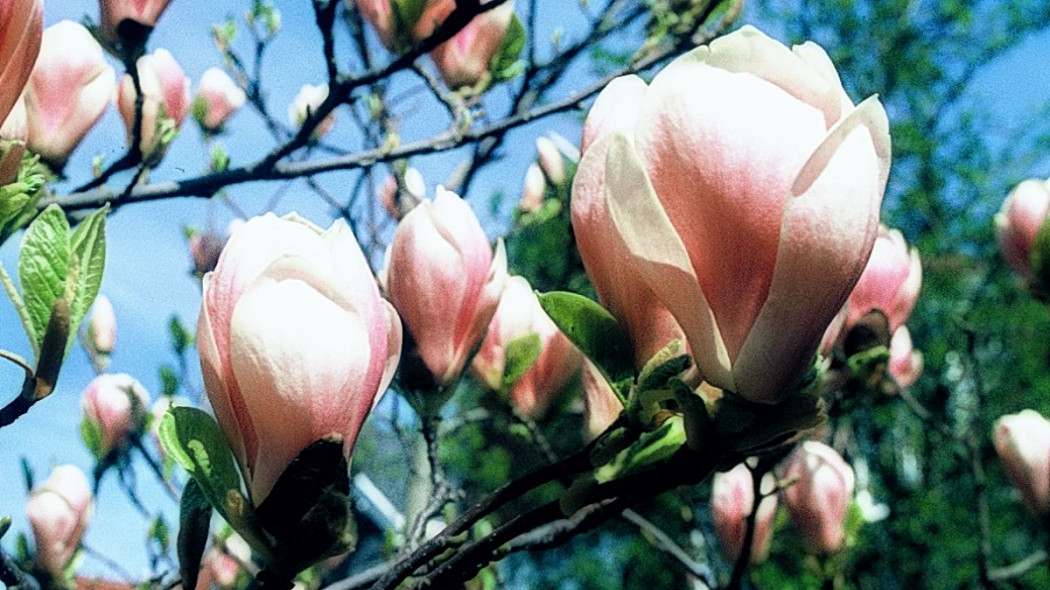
0,95,27,184
471,275,582,419
379,167,425,220
429,1,515,88
24,21,115,169
98,0,174,48
0,0,42,128
572,26,890,403
581,360,623,441
993,410,1050,516
711,463,778,565
192,67,246,132
117,48,191,163
26,465,93,578
288,83,335,140
198,213,402,504
87,294,117,356
353,0,399,50
385,187,507,385
519,163,545,213
782,441,855,554
81,373,150,455
845,225,922,334
996,178,1050,279
888,326,922,388
535,137,566,185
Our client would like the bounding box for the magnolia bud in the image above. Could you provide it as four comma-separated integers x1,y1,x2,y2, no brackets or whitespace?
81,373,151,456
117,48,191,164
189,231,226,276
192,68,246,133
993,410,1050,516
535,136,566,185
580,360,623,441
86,294,117,359
379,167,426,220
288,83,335,140
424,1,517,89
520,163,545,213
26,465,93,579
0,95,27,184
98,0,175,50
888,326,922,388
845,225,922,335
996,178,1050,282
0,0,42,128
711,463,778,565
782,441,855,554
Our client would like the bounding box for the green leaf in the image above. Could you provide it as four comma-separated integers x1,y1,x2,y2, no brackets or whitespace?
68,205,108,354
177,479,212,590
159,365,180,398
80,416,104,459
150,514,171,553
169,315,192,356
537,291,633,383
490,14,525,81
17,205,70,357
501,333,541,390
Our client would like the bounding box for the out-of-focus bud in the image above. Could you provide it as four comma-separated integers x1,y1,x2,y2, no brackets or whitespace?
996,179,1050,282
117,48,191,164
572,26,890,404
200,533,252,590
81,373,151,456
420,1,516,89
98,0,174,51
198,213,402,504
519,163,545,213
352,0,399,50
887,327,922,388
471,275,582,419
782,441,855,554
189,230,227,277
24,21,115,170
192,68,246,133
379,167,425,220
992,410,1050,516
0,95,27,184
0,0,42,127
386,187,506,386
581,360,623,441
535,136,566,185
288,83,335,140
26,465,93,580
711,462,778,565
845,225,922,335
86,294,117,359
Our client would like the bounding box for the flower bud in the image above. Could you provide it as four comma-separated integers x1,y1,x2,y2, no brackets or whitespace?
379,167,425,220
192,68,246,133
288,83,335,140
26,465,93,579
352,0,399,50
581,360,623,441
0,0,42,127
117,48,191,164
845,225,922,335
86,294,117,358
535,136,566,185
189,231,227,277
386,187,507,386
0,95,27,185
200,533,251,590
421,1,516,89
782,441,855,554
996,178,1050,280
519,163,545,213
98,0,174,50
24,21,115,170
81,373,151,456
198,213,402,504
711,463,778,565
888,326,922,388
572,26,890,403
471,275,582,419
992,410,1050,516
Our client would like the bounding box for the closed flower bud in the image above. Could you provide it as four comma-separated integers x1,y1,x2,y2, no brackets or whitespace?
782,441,855,554
993,410,1050,516
519,163,545,213
572,26,890,403
379,167,426,220
288,83,335,140
0,0,42,129
418,1,516,89
352,0,399,50
117,48,191,164
471,275,582,419
81,373,150,456
87,294,117,357
535,136,566,185
581,360,623,441
25,21,115,170
0,95,27,184
98,0,174,50
192,68,246,133
711,463,778,565
996,178,1050,280
845,225,922,334
386,187,507,385
198,213,402,504
26,465,93,579
189,231,227,277
888,326,922,388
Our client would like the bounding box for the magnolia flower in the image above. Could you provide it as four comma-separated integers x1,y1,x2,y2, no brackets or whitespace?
198,213,402,503
782,441,855,554
98,0,175,49
996,178,1050,280
87,294,117,358
427,1,516,88
81,373,150,456
993,410,1050,516
192,67,247,132
888,326,923,388
711,463,778,565
288,83,335,140
520,163,545,213
385,187,507,385
24,20,115,169
581,360,623,441
0,0,42,127
0,95,27,184
535,136,566,185
352,0,399,50
117,48,191,163
572,26,890,403
845,225,922,334
26,465,93,579
471,275,582,419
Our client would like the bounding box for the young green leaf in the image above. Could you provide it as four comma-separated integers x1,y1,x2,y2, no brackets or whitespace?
177,480,212,590
537,291,633,383
17,205,71,357
501,332,541,390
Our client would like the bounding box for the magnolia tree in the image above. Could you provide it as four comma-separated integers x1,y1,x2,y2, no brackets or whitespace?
0,0,1049,589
